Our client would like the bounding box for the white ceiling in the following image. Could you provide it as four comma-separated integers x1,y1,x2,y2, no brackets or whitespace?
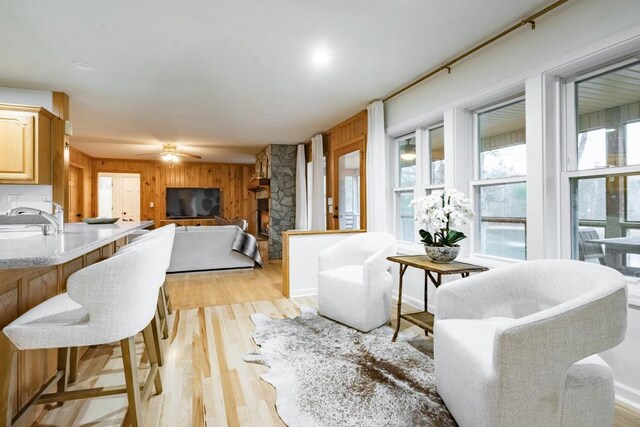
0,0,550,163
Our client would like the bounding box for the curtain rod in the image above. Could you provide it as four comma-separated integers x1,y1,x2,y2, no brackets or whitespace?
382,0,570,103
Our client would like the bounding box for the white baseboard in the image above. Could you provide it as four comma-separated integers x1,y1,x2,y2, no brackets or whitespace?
290,287,318,298
615,381,640,410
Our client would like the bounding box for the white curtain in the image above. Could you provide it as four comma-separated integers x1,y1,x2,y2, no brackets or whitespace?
366,100,387,232
295,144,308,229
310,134,326,230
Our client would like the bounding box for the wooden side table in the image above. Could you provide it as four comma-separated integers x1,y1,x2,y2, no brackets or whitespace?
387,255,488,342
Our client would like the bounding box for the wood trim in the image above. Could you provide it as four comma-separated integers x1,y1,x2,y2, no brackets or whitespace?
51,92,69,221
331,139,366,230
282,232,290,298
322,110,368,230
281,229,366,297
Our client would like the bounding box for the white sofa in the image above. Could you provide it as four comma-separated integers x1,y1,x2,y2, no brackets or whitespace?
166,226,254,273
434,260,627,427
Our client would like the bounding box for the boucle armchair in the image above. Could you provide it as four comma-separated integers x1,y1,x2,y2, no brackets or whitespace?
318,232,396,332
434,260,627,427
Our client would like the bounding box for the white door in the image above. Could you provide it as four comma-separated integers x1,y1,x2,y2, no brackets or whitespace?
97,173,141,221
121,176,141,221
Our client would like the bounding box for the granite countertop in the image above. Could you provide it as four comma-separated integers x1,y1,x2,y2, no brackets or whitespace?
0,221,154,269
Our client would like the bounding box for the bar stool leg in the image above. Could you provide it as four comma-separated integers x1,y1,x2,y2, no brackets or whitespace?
157,292,169,340
121,336,142,427
163,283,172,315
68,347,78,384
56,348,69,406
150,312,165,367
141,323,163,395
0,334,17,427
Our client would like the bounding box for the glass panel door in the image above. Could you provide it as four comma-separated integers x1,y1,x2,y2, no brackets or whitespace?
337,150,361,230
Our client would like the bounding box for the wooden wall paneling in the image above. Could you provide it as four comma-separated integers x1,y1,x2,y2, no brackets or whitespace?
90,158,254,228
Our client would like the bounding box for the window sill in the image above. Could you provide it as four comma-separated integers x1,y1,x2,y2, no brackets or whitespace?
394,240,640,309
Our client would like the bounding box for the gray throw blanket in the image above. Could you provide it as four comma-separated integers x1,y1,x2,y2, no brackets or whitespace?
232,229,263,268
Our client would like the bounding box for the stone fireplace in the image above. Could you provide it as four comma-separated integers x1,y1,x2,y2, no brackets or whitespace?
254,144,297,259
257,198,269,239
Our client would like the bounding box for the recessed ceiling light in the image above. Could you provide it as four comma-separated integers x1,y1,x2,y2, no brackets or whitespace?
71,62,97,72
311,47,331,67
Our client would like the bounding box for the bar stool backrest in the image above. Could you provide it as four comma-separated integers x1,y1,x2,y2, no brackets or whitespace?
66,237,165,342
119,224,175,288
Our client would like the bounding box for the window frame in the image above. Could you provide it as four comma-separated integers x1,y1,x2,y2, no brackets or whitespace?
560,59,640,265
392,122,446,243
470,95,528,260
392,132,418,242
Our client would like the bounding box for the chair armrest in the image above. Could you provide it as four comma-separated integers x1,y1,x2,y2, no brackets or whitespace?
496,285,627,360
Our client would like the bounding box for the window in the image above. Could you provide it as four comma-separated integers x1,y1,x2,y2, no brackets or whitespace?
568,61,640,276
473,99,527,259
394,134,416,242
393,124,446,242
429,126,445,185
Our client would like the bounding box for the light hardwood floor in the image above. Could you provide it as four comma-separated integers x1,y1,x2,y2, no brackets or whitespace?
34,262,640,426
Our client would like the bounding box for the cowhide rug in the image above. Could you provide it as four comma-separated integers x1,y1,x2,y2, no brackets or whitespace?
243,307,456,427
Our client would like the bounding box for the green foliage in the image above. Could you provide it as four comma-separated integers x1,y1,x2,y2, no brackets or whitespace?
419,228,467,247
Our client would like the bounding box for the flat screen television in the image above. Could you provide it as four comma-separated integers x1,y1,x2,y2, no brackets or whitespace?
166,187,221,218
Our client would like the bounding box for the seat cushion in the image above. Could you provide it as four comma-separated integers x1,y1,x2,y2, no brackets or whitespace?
3,293,91,350
319,265,364,287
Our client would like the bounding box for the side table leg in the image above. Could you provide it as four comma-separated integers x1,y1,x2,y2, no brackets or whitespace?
392,265,407,342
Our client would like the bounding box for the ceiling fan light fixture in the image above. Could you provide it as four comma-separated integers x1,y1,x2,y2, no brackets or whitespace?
162,153,178,162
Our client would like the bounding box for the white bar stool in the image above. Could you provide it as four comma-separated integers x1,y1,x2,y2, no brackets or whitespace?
0,238,165,427
66,225,176,385
120,225,176,356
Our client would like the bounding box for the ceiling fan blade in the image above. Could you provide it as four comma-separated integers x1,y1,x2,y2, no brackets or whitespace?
136,152,165,157
174,152,202,159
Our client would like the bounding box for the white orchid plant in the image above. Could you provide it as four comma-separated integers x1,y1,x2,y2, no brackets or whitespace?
410,190,475,247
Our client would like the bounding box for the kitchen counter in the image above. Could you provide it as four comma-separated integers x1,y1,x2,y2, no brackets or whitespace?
0,220,153,269
0,219,154,424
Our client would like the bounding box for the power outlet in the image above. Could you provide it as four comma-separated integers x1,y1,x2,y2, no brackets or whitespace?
149,202,154,208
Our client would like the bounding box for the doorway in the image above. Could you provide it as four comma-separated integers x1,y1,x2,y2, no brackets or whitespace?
332,142,366,230
97,172,141,221
68,165,83,222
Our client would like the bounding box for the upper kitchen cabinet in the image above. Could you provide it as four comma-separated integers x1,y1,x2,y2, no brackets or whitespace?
0,104,57,184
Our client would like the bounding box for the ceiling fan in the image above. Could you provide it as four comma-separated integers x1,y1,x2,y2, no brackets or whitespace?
136,143,201,163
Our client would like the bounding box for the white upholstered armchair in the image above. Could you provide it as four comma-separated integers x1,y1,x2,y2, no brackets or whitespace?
434,260,627,427
318,232,396,332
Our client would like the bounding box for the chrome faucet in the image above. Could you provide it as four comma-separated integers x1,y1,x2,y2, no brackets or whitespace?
8,202,65,233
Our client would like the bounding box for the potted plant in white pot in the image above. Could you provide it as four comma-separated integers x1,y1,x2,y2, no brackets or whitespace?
411,190,475,263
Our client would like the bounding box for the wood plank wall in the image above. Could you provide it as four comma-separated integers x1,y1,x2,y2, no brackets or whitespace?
87,158,257,234
322,110,367,229
69,147,95,219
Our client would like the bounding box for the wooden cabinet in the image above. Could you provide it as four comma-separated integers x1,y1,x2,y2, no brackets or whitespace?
0,104,55,184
